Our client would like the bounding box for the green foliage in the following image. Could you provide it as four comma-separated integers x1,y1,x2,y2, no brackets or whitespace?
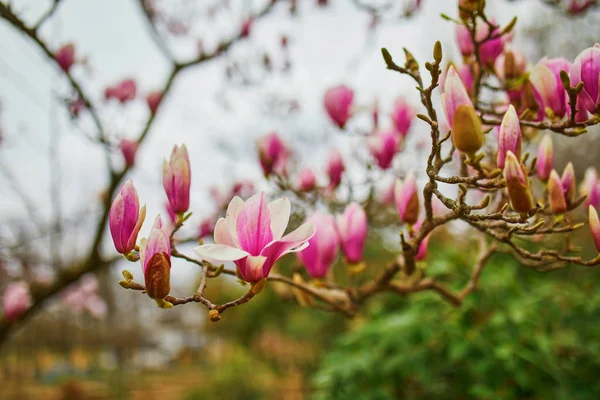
312,247,600,400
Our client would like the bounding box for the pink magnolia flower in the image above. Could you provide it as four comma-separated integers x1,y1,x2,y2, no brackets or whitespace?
412,220,431,261
109,179,146,254
297,212,340,279
258,132,289,177
390,98,416,137
2,282,31,322
55,43,75,73
163,144,191,215
241,17,253,37
146,91,163,115
297,168,317,191
495,48,528,80
165,200,176,224
504,151,534,213
324,85,354,129
194,193,316,282
530,57,571,118
335,202,368,264
368,130,399,170
378,178,396,206
442,66,473,127
139,215,172,300
394,170,420,225
456,18,504,65
440,64,474,94
456,24,474,57
580,167,600,209
497,105,522,169
105,79,137,104
326,150,345,189
570,44,600,114
589,206,600,252
120,139,138,167
536,134,554,182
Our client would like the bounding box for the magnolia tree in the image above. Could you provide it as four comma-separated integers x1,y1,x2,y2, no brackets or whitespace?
2,0,600,344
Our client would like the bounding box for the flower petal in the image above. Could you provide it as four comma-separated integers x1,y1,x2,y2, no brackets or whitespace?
236,192,273,255
194,244,249,261
260,222,316,276
268,197,291,240
235,255,268,282
225,196,244,246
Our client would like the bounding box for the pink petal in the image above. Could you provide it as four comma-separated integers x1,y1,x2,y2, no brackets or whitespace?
236,192,273,255
260,222,316,276
235,255,268,282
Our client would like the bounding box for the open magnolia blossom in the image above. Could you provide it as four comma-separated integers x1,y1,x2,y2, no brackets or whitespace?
194,192,316,282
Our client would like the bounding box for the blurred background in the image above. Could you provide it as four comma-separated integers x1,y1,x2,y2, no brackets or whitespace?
2,0,600,399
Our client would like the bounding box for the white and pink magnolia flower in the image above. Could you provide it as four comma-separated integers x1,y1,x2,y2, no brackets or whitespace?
194,193,316,282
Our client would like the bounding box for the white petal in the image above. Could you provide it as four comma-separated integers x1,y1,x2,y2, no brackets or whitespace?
225,196,244,246
268,197,291,240
213,218,235,246
193,244,249,261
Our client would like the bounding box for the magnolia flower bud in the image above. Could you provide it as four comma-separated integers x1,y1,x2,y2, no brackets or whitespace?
335,203,367,264
367,130,399,169
55,43,75,73
536,134,554,182
504,151,534,214
326,150,345,189
452,104,483,157
105,79,137,104
497,105,522,169
570,44,600,114
589,206,600,252
561,162,576,204
163,144,191,214
390,98,416,137
2,282,31,322
297,168,317,191
120,139,138,168
548,170,567,214
442,66,473,128
257,132,289,177
495,49,527,80
324,85,354,129
109,179,146,254
580,167,600,209
146,91,162,115
140,216,171,300
455,24,474,57
394,170,420,225
297,213,340,279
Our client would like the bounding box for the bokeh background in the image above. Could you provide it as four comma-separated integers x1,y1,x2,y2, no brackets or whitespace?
2,0,600,399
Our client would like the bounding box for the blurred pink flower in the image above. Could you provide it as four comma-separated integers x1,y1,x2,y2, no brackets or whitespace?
335,202,367,264
163,144,191,215
120,139,138,168
297,212,340,278
105,79,137,103
55,43,75,73
324,85,354,129
2,282,31,322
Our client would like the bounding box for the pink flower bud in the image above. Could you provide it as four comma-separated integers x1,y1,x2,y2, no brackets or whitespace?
163,144,191,215
476,18,504,66
120,139,138,167
530,62,567,118
497,105,522,169
146,91,162,114
335,202,367,264
258,133,289,177
241,17,253,37
109,179,146,254
536,134,554,182
165,200,176,224
55,43,75,73
297,212,340,278
194,193,315,282
378,178,396,206
457,64,475,93
199,217,215,238
368,130,399,170
535,57,571,118
326,150,345,189
390,98,416,137
570,44,600,114
567,0,596,15
324,85,354,129
561,162,576,204
298,168,317,191
589,206,600,252
412,220,430,261
580,167,600,209
495,48,527,80
2,282,31,322
105,79,137,104
442,66,473,128
455,24,474,57
139,216,171,300
548,170,567,214
394,170,420,225
504,151,534,214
